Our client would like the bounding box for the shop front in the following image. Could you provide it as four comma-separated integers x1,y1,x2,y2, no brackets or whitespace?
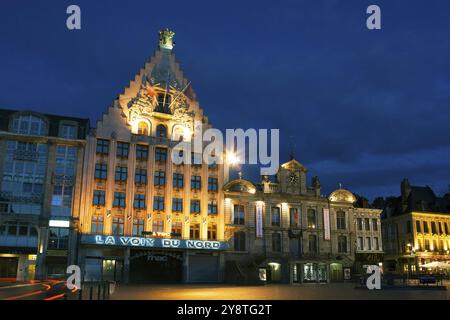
291,262,329,284
79,235,228,284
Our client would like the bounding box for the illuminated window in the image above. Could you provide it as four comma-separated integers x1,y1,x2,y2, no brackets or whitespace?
172,222,182,239
208,224,217,241
137,122,149,135
190,223,200,240
48,227,69,250
307,209,316,228
153,220,164,233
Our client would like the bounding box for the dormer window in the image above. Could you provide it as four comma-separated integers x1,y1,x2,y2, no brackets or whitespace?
11,114,48,136
60,124,77,139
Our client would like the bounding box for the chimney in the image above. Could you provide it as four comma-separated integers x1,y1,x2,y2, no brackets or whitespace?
401,178,411,210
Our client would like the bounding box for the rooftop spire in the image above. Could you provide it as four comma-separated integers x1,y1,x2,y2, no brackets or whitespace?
159,28,175,50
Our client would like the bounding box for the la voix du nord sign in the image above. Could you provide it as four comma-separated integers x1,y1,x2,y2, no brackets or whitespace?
81,235,228,250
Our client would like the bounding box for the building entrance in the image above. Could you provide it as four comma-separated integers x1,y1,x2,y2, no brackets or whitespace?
130,250,183,283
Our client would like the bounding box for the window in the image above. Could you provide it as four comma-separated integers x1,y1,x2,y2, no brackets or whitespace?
272,233,282,252
234,231,246,251
112,217,124,235
425,239,430,251
372,219,378,231
173,173,184,188
431,221,437,234
48,227,69,250
91,216,103,234
208,177,218,192
154,171,166,186
358,237,364,250
423,221,429,233
92,190,105,206
156,94,171,113
234,205,245,225
374,237,380,250
95,163,107,180
416,220,422,233
338,235,347,253
190,200,201,214
444,222,449,234
153,220,164,233
290,208,299,227
366,237,372,250
136,145,148,160
51,184,73,217
134,194,146,209
156,124,167,138
113,192,126,208
308,235,317,253
208,224,217,241
60,124,77,139
271,207,281,227
438,222,443,235
364,218,370,231
406,220,412,234
138,122,149,135
153,196,165,211
307,209,316,228
191,176,201,190
336,211,346,230
96,139,109,154
135,168,147,184
115,166,128,181
116,142,129,158
155,147,167,162
133,219,144,236
172,198,183,212
190,223,200,240
208,200,218,214
357,218,363,231
11,114,47,136
172,222,182,239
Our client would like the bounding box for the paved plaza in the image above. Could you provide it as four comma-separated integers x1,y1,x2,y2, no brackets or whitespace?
110,283,449,300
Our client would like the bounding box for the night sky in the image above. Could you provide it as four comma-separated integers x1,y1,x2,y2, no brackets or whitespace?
1,0,449,200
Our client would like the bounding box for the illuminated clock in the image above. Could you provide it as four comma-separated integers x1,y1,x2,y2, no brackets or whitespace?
289,173,299,184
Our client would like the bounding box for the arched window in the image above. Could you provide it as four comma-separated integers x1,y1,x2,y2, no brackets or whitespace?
156,124,167,138
11,114,47,136
336,211,346,230
338,235,347,253
307,209,316,228
138,121,149,136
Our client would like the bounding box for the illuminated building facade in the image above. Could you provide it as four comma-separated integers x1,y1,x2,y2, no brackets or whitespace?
223,158,383,284
76,29,229,283
381,179,450,275
0,109,89,280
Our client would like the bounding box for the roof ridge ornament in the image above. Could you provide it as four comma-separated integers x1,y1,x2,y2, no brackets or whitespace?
159,28,175,50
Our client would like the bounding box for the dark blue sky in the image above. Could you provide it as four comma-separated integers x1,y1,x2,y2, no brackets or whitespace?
1,0,449,200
